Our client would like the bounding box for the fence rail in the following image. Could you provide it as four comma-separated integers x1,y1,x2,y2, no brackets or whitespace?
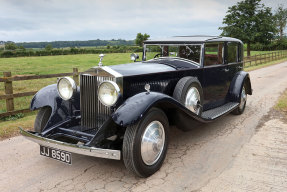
243,50,287,67
0,68,79,118
1,50,287,118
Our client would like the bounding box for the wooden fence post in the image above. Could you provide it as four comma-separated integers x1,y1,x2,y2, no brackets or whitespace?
73,68,79,85
3,72,14,112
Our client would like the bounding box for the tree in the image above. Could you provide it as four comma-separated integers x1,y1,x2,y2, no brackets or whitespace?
19,45,26,51
5,42,18,50
219,0,277,56
135,33,150,47
45,44,53,51
274,5,287,40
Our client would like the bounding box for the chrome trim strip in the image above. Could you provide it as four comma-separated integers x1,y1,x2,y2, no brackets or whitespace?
19,127,121,160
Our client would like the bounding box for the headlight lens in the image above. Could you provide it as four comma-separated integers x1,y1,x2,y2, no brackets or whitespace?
57,77,76,100
98,81,120,106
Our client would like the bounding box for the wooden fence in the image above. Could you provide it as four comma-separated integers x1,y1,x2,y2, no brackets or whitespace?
0,68,79,118
1,50,287,118
243,50,287,67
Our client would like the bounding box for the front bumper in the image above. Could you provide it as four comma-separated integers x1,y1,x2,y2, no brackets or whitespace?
19,127,121,160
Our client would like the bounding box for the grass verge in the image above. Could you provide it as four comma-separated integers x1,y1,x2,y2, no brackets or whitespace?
0,112,36,140
276,89,287,114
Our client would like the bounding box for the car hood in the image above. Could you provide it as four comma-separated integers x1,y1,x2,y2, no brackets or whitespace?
109,62,176,76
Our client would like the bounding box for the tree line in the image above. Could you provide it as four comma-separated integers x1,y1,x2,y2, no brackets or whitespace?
15,39,134,49
0,45,143,58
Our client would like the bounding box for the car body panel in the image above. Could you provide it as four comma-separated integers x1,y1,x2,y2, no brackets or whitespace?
22,36,252,161
30,84,80,131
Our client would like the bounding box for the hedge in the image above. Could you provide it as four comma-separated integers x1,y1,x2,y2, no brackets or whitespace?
0,46,143,58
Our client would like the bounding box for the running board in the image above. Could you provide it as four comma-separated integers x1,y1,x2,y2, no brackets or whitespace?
201,102,239,120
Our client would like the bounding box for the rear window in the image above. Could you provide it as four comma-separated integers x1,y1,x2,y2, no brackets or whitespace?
227,43,238,63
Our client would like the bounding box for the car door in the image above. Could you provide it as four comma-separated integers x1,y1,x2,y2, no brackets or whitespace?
202,42,229,110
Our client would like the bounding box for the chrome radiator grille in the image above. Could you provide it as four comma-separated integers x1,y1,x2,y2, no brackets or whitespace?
80,74,115,131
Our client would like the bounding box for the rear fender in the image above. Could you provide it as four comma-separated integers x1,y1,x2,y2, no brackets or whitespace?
228,71,252,103
30,84,80,130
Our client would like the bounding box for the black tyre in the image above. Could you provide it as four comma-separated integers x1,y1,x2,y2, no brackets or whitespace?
173,76,203,116
34,107,52,133
122,108,169,177
232,85,247,115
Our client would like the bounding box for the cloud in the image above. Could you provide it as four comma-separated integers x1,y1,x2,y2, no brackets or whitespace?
0,0,285,42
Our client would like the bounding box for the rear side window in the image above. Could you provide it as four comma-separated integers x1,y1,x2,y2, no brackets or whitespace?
227,43,238,63
204,43,224,66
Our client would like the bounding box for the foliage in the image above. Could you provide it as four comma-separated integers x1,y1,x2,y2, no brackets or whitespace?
18,45,26,50
0,46,143,58
251,38,287,51
0,113,24,121
219,0,277,56
5,42,18,50
45,44,53,51
135,33,150,47
274,5,287,40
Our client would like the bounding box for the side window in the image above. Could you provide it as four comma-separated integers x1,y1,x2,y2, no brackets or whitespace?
204,43,224,66
227,43,238,63
178,45,201,63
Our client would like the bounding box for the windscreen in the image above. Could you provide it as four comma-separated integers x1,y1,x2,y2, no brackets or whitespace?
144,44,202,64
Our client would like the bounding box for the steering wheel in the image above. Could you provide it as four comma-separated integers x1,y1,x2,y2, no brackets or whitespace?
154,53,163,58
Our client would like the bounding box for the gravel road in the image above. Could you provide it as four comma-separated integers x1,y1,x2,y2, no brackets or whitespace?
1,62,287,192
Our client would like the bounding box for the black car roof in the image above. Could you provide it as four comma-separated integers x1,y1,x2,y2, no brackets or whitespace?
144,35,243,44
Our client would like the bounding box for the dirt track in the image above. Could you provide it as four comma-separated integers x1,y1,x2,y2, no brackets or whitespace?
1,62,287,192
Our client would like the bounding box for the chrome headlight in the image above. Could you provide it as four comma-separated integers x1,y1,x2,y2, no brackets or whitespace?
98,81,120,106
57,77,77,100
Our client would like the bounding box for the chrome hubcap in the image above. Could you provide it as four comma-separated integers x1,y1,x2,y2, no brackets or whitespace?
185,87,200,114
239,87,247,110
141,121,165,166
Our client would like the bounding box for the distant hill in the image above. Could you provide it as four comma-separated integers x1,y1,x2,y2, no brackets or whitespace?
14,39,135,48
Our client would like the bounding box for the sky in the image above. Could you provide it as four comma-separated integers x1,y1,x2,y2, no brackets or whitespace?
0,0,286,42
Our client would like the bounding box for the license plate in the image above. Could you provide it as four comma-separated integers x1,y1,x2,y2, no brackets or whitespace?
40,145,72,165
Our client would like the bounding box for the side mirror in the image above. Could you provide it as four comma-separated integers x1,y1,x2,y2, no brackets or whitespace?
130,53,139,62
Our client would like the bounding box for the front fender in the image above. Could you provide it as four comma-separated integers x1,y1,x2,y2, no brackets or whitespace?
228,71,252,102
111,92,206,127
30,84,80,130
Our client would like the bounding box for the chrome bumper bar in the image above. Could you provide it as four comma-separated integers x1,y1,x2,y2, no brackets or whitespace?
19,127,121,160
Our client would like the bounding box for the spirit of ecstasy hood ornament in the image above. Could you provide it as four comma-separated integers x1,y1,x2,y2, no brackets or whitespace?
98,54,105,67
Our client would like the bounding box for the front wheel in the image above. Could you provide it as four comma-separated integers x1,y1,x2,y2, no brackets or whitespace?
122,108,169,177
34,107,52,133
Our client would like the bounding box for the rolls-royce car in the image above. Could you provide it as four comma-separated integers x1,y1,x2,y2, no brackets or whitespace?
20,36,252,177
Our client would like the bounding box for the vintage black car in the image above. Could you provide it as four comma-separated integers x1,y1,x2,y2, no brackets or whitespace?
20,36,252,177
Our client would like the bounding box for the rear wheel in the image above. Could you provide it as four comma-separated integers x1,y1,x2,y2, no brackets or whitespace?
34,107,52,133
232,86,247,115
122,108,169,177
